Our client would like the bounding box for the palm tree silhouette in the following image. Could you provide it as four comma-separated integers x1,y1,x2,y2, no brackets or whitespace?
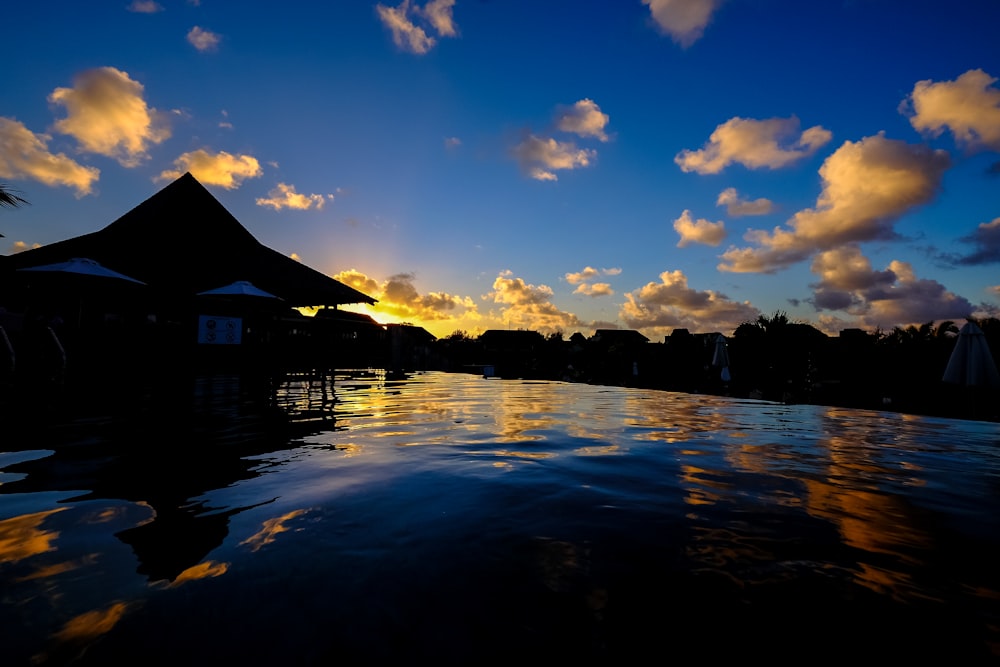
0,182,30,238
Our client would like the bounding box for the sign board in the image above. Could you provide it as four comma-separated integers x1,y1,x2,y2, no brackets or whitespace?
197,315,242,345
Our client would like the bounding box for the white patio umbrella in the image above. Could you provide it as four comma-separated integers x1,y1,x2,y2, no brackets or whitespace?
16,256,146,326
942,321,1000,388
17,257,145,284
197,280,281,299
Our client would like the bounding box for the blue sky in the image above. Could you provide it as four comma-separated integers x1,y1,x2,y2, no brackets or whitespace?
2,0,999,339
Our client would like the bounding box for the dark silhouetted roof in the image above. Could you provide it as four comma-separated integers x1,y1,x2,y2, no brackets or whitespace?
593,329,649,344
4,173,375,308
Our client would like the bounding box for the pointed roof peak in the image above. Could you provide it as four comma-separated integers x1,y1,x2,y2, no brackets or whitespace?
5,172,376,307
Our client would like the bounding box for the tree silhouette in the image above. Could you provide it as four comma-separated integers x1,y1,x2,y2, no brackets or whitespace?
0,184,28,209
0,183,30,238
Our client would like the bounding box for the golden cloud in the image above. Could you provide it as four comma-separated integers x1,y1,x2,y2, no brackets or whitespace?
375,0,446,55
158,149,262,188
418,0,458,38
564,266,601,285
902,68,1000,152
333,269,476,323
488,271,554,306
621,269,758,335
485,270,583,332
512,134,596,181
676,115,831,174
718,133,951,273
716,187,775,217
256,183,331,211
673,209,726,247
49,67,171,167
334,268,381,296
555,99,610,142
573,282,614,297
0,118,99,195
565,267,619,296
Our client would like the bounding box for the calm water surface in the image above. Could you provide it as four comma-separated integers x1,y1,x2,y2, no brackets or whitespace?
1,370,999,665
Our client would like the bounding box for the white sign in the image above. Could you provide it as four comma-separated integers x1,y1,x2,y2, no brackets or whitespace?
197,315,243,345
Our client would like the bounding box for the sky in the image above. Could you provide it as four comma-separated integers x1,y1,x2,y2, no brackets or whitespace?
2,0,999,341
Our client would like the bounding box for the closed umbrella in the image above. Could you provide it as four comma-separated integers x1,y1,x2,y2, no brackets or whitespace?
942,321,1000,388
712,333,731,382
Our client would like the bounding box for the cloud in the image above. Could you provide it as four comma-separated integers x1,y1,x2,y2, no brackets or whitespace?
377,2,433,54
564,266,617,296
377,0,458,54
718,133,951,273
621,269,759,336
417,0,457,37
901,69,1000,152
989,285,1000,298
675,116,832,175
642,0,722,48
187,26,221,52
0,118,100,196
158,149,262,188
485,270,584,332
565,266,600,285
716,187,775,217
512,134,596,181
555,99,610,142
573,283,614,296
334,269,477,323
808,245,896,311
564,266,620,285
808,246,973,329
8,241,41,254
48,67,171,168
673,209,726,247
333,269,381,297
955,217,1000,265
444,136,461,149
127,1,163,12
488,271,554,306
256,183,332,211
510,100,608,180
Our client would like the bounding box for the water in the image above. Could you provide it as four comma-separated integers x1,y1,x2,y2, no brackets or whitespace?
2,370,999,665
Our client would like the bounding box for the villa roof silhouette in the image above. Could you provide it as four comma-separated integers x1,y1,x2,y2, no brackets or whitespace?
4,172,375,308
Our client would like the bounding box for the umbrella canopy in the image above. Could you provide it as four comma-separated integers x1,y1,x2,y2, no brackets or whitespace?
197,280,281,299
942,321,1000,388
711,333,731,382
17,257,144,284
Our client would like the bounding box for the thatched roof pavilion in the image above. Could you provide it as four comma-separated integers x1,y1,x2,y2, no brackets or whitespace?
3,172,375,309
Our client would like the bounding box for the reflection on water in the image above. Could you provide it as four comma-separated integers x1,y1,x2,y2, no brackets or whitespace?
1,370,999,664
